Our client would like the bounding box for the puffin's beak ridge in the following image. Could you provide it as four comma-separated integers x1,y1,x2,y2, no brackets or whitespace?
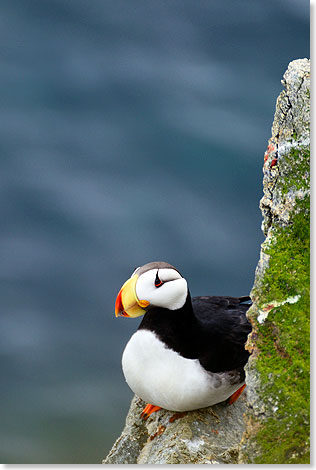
115,275,149,318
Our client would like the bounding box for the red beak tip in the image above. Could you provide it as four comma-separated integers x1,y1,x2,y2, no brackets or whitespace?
115,289,123,317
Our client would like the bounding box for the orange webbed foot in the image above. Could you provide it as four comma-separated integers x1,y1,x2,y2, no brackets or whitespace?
227,384,246,405
140,403,162,420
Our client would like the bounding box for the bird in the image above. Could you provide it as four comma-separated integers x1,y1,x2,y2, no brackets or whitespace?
115,261,252,419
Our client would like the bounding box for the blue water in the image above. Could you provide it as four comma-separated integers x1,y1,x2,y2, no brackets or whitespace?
0,0,309,463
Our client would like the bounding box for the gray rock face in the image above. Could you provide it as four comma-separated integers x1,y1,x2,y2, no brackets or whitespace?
103,59,310,464
103,395,247,464
260,58,310,236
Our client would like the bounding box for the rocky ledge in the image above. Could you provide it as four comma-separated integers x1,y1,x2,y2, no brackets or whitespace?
103,58,310,465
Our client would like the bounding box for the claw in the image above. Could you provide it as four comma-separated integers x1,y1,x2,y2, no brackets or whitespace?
227,384,246,405
140,403,162,420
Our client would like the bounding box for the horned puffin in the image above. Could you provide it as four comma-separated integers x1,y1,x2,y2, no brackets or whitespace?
115,261,252,419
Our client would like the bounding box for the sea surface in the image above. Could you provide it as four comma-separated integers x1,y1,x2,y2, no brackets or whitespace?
0,0,309,463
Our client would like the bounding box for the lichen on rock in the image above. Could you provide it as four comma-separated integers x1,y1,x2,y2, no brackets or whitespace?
103,59,310,465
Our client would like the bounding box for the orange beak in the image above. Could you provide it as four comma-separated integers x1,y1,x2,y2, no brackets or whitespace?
115,275,149,318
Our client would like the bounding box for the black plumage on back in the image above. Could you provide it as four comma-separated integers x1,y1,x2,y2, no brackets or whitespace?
192,295,252,374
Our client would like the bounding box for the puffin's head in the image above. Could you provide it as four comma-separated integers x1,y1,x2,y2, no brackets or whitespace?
115,261,188,318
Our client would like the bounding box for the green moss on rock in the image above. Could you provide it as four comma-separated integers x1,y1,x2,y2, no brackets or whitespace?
251,203,310,464
280,144,310,195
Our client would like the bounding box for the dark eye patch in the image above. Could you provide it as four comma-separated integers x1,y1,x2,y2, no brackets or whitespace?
154,271,164,288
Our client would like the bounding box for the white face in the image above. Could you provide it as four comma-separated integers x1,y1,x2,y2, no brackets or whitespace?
135,268,188,311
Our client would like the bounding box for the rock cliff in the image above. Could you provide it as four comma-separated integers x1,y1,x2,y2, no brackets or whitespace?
103,58,310,464
239,58,310,464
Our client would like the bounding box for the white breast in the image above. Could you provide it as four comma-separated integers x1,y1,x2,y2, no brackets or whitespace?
122,329,243,412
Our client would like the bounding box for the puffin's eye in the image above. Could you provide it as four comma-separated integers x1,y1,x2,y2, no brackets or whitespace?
154,271,164,288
